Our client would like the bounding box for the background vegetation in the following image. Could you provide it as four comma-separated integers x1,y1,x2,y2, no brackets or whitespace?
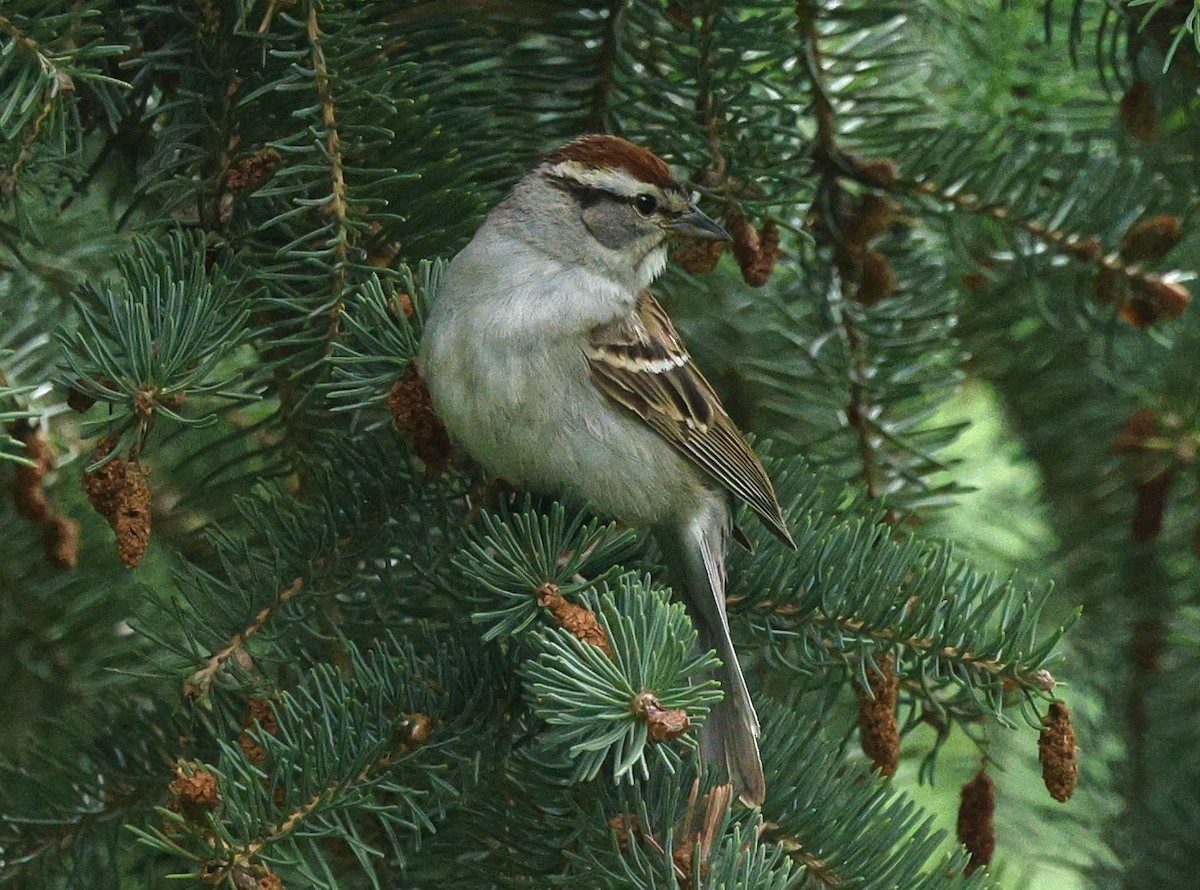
1,1,1198,887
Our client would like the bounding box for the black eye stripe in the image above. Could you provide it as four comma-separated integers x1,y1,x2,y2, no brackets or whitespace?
546,175,685,216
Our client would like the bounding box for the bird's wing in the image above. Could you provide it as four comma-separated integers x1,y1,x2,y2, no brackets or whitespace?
586,292,794,548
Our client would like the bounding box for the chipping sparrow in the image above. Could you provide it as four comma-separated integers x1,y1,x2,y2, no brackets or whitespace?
419,134,794,805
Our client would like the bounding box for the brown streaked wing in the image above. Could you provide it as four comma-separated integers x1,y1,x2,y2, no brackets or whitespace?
586,293,795,548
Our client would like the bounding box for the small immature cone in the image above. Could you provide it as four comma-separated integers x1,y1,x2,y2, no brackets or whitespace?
402,712,432,746
728,216,781,287
221,148,282,196
10,422,81,569
1120,80,1159,143
1112,407,1159,453
168,762,220,818
860,160,897,187
1132,468,1174,543
856,653,900,776
672,237,726,275
1120,215,1183,263
536,582,614,657
846,155,897,188
1121,277,1191,328
957,768,996,874
1039,700,1079,803
1063,234,1103,263
632,691,691,742
856,249,897,307
83,439,152,568
10,422,53,521
389,362,452,474
42,514,80,570
843,194,897,247
238,698,279,767
1093,267,1126,307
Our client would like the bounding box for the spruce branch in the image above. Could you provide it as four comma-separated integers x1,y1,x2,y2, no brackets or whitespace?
894,165,1192,326
209,728,426,886
802,609,1060,695
819,144,1194,329
522,580,721,785
184,577,305,701
733,462,1072,723
460,500,639,642
306,2,351,351
0,697,186,883
574,762,797,889
797,0,935,507
327,264,442,415
0,8,127,193
0,14,74,187
142,636,499,887
56,231,257,452
760,709,992,889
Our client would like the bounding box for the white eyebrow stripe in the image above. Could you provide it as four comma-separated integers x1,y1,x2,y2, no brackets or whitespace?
542,161,649,198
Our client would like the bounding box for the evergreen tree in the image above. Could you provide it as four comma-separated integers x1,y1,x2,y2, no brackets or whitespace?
1,1,1197,887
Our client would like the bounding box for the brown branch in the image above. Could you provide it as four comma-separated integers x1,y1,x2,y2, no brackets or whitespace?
754,600,1057,692
209,713,430,882
829,155,1192,326
0,16,75,191
763,825,847,886
843,314,885,499
903,172,1171,281
797,0,887,499
795,0,836,159
184,577,305,699
814,609,1055,690
695,8,726,185
307,4,351,348
588,0,625,132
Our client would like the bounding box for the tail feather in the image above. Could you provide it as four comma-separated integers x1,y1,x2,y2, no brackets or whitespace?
658,501,765,806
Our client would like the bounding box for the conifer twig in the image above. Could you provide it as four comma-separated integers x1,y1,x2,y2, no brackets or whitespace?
215,715,429,882
829,154,1192,325
307,4,351,348
763,825,846,886
0,14,74,190
184,577,305,698
811,610,1056,691
797,0,886,499
754,600,1057,692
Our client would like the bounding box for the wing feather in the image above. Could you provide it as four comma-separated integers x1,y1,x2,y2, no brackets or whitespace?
587,293,794,548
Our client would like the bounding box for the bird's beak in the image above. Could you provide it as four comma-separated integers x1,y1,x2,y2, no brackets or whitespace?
663,208,731,242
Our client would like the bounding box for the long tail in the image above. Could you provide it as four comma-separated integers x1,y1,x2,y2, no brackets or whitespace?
657,500,765,806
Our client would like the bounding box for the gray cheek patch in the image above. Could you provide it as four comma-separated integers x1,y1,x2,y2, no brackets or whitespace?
582,200,647,251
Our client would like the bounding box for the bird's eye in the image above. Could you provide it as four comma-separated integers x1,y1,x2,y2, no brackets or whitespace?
634,193,659,215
